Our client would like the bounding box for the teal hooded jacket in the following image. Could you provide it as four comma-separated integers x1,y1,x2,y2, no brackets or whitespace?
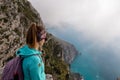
16,45,46,80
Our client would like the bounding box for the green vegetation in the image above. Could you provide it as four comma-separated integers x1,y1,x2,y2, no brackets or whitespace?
3,18,8,23
13,28,21,36
1,5,7,12
17,1,38,22
0,18,8,23
13,37,20,43
0,40,3,45
43,34,69,80
0,28,8,34
0,19,2,21
0,0,70,79
4,34,10,39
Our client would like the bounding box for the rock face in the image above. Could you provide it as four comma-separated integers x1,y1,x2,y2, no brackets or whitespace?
46,74,53,80
0,0,42,67
117,77,120,80
44,33,79,80
69,72,84,80
0,0,80,80
45,34,78,64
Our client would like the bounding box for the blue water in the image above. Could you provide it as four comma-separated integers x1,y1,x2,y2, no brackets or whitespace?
47,25,120,80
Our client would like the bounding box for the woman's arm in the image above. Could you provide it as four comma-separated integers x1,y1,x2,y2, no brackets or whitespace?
29,56,45,80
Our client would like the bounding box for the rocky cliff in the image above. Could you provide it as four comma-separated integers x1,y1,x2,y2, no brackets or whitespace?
0,0,80,80
0,0,42,67
44,33,79,80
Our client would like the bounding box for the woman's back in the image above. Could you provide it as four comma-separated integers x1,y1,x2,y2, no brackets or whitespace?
16,45,46,80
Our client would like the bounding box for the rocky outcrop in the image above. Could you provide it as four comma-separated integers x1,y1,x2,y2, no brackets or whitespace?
44,33,79,80
0,0,42,67
69,72,84,80
45,33,78,64
0,0,80,80
117,77,120,80
46,74,53,80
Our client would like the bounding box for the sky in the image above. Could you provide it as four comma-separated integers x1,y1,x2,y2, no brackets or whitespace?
27,1,120,79
29,0,120,43
28,0,120,54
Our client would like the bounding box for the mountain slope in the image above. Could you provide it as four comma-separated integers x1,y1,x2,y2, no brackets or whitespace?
0,0,80,79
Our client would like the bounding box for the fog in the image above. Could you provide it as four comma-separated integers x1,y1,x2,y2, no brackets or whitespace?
28,0,120,79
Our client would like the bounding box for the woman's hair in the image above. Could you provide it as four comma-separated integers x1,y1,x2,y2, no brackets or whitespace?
26,23,46,48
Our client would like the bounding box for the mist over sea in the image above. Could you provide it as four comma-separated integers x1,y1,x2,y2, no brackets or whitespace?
47,26,120,80
26,0,120,79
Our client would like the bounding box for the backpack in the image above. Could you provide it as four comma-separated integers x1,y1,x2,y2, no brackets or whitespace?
2,56,24,80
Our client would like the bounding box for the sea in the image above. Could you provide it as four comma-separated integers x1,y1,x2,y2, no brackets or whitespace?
47,26,120,80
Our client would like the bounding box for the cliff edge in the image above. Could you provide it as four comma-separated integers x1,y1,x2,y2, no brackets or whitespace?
0,0,81,79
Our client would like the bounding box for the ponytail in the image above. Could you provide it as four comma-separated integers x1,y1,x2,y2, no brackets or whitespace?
26,23,37,47
26,23,46,48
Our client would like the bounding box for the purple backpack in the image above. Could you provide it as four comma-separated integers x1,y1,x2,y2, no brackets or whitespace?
2,56,24,80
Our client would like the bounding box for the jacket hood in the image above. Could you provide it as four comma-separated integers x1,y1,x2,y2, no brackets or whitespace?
16,45,42,57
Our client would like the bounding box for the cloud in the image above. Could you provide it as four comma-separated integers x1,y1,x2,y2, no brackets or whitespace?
28,0,120,45
28,1,120,78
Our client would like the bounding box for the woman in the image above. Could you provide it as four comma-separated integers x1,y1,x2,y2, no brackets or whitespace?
16,23,46,80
